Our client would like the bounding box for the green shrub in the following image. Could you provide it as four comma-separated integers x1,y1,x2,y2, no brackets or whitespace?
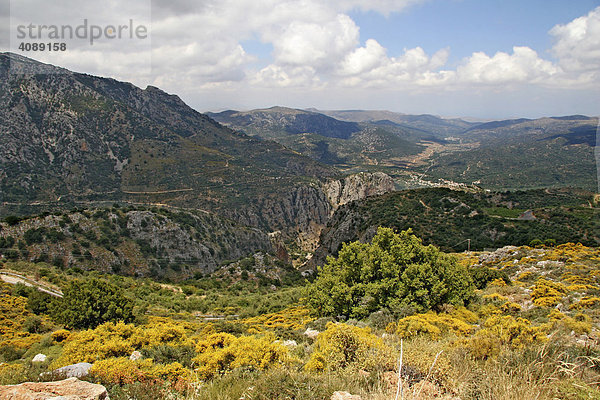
51,278,134,329
305,228,474,319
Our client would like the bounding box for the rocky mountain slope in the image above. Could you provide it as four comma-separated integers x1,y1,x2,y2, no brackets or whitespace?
0,205,272,279
0,53,337,233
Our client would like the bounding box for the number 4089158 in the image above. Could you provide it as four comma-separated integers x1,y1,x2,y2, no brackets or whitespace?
18,42,67,51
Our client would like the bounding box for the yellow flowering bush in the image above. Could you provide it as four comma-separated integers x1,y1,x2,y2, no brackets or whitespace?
305,322,394,372
52,319,192,368
531,278,568,307
395,312,475,339
569,297,600,310
90,357,191,385
0,363,28,385
193,333,289,380
466,315,547,359
50,329,71,343
241,306,314,333
545,310,592,335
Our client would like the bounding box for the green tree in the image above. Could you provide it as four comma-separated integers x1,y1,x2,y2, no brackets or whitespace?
51,278,134,329
305,227,474,319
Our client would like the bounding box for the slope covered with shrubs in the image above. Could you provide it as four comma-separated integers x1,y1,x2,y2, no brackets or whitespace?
1,231,600,399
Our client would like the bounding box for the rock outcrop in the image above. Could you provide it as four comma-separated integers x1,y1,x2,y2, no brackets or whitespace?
324,172,395,209
0,377,108,400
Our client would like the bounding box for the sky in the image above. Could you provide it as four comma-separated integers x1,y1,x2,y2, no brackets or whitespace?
2,0,600,119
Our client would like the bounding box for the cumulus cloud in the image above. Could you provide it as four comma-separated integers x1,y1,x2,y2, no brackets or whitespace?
5,0,600,107
455,46,559,85
550,6,600,73
271,14,359,69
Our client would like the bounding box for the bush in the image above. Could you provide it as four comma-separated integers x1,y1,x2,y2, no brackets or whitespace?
394,312,475,339
305,228,474,319
51,329,71,343
466,315,547,359
51,278,134,329
23,316,46,334
304,322,394,372
469,266,511,289
531,278,567,307
193,333,289,380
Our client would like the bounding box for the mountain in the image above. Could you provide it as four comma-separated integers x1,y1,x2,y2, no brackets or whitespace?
0,53,341,236
208,107,427,170
208,107,362,139
210,106,598,191
312,109,477,137
426,116,599,190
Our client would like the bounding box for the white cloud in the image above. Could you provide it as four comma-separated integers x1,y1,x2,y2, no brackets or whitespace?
455,46,559,85
271,14,359,69
550,6,600,81
338,39,387,76
5,0,599,116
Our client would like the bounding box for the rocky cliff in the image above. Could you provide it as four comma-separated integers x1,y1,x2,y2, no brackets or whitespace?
324,172,395,208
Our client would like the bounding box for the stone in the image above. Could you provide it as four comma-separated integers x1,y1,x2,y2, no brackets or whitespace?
282,340,297,348
47,363,93,379
32,354,47,363
303,328,319,339
0,377,109,399
129,351,142,361
330,391,362,400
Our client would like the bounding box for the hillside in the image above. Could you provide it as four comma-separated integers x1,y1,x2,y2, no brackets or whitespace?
313,109,477,137
0,53,337,235
1,233,599,399
312,187,600,266
426,116,599,190
0,205,273,280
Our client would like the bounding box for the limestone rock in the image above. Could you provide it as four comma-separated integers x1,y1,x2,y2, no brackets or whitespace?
48,363,93,379
304,328,319,339
330,391,362,400
0,377,108,399
129,351,142,361
32,354,47,363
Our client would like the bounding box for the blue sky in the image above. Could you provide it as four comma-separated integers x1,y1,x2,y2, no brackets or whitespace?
4,0,600,118
350,0,600,65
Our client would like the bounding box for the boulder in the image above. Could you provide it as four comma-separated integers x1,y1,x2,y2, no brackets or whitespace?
129,351,142,361
0,377,108,399
282,340,297,348
303,328,319,339
330,391,362,400
32,354,47,363
47,363,93,379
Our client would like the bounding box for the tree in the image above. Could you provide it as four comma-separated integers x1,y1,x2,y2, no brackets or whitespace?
305,227,474,319
52,278,134,329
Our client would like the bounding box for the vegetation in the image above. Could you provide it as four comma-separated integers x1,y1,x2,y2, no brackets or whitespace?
1,232,600,399
306,228,474,319
51,279,135,329
320,187,600,254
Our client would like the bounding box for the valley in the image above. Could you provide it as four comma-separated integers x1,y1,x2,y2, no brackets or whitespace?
0,53,599,400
